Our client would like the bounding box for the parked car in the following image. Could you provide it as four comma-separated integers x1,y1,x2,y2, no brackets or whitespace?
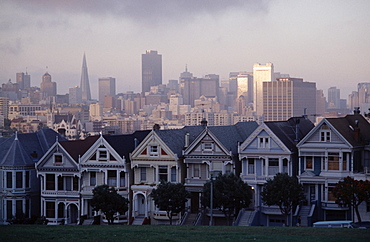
313,221,353,228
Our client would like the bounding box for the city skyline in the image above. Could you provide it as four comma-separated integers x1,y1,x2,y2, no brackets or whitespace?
1,1,369,98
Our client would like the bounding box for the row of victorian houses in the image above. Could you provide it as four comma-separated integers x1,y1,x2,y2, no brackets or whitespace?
1,110,370,226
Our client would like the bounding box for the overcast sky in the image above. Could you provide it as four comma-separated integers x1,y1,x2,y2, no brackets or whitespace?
1,0,369,99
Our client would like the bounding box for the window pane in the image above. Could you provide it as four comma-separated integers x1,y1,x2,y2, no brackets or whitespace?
306,156,313,169
90,172,96,186
120,171,125,187
46,174,55,190
54,155,62,164
159,166,168,181
46,202,55,218
58,176,64,190
16,200,22,217
7,172,12,189
73,177,78,191
248,159,254,174
108,170,117,186
140,168,147,181
194,164,200,177
16,172,22,188
171,167,176,182
65,177,72,191
25,171,30,188
7,200,12,220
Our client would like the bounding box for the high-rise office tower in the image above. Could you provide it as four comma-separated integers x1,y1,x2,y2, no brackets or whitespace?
263,77,317,122
69,86,82,105
16,72,25,90
181,75,219,107
80,53,91,102
40,72,57,97
253,63,275,118
327,87,341,109
16,72,30,90
0,97,9,120
99,77,116,105
236,72,253,105
142,50,162,93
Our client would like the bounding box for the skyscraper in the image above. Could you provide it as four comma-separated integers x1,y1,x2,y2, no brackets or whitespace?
142,50,162,93
98,77,116,105
253,63,275,118
40,72,57,98
327,87,341,109
263,77,317,121
16,72,30,90
80,53,91,102
69,86,82,105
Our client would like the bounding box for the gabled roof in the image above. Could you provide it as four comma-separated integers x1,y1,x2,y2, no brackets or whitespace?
155,122,258,157
325,114,370,146
0,129,66,167
208,122,259,154
59,135,99,162
265,117,314,150
104,130,151,160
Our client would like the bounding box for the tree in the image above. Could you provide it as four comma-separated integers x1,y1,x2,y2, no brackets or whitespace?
202,173,253,226
261,173,305,226
91,185,129,225
151,181,190,225
333,176,370,223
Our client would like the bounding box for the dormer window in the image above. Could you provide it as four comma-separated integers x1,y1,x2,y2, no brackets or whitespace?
203,143,213,152
98,149,108,161
320,124,331,142
258,137,270,149
150,145,159,156
54,154,63,166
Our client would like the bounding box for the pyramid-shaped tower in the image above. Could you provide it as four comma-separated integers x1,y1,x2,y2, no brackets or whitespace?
80,53,91,102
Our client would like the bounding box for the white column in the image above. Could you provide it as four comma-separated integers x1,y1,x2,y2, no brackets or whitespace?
279,157,283,173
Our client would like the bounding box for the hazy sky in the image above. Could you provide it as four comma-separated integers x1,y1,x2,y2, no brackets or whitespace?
1,0,369,99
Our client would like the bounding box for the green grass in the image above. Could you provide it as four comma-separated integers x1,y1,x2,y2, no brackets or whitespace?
0,225,369,242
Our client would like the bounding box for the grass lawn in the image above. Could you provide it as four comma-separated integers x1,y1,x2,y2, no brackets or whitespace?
1,225,370,242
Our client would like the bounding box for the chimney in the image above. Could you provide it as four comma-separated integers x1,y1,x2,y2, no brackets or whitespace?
185,132,189,148
134,138,138,148
354,120,360,142
354,107,360,115
295,118,300,143
201,118,208,127
153,124,160,130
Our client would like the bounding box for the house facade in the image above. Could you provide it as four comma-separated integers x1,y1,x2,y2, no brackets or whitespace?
297,113,370,225
183,122,258,221
239,117,314,226
35,131,150,225
130,129,187,225
0,129,65,224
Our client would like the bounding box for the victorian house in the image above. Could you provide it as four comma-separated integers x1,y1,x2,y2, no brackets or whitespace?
297,112,370,225
239,117,314,226
0,129,64,224
35,131,149,225
129,128,190,225
183,121,258,223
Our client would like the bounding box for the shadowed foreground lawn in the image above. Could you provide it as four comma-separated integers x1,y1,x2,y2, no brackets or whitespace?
1,225,370,242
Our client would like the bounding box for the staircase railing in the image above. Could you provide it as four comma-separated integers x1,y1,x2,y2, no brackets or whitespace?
194,212,202,225
179,211,188,225
233,208,245,226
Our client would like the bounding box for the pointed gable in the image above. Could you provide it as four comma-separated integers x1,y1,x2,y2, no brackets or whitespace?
131,130,177,160
240,117,313,153
184,128,231,156
36,142,79,171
